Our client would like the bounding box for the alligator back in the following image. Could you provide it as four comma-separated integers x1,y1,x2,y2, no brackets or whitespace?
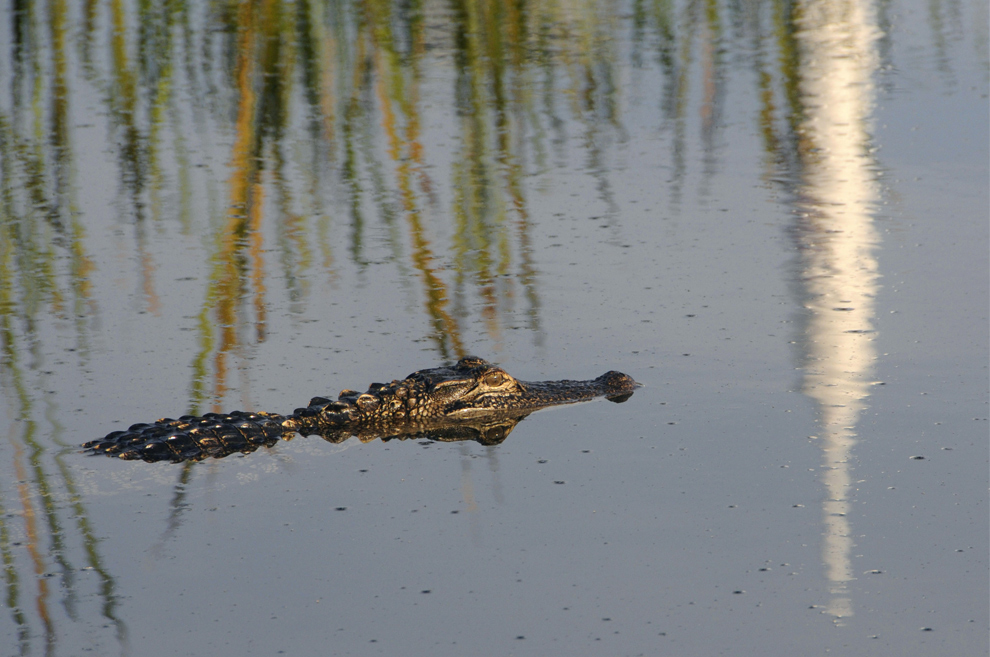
83,411,287,463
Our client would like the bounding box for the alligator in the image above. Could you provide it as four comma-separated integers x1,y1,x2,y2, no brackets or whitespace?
83,357,638,463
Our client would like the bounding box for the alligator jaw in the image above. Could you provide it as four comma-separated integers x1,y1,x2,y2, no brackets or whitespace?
443,370,640,418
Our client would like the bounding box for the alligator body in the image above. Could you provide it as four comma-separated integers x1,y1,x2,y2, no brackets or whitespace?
83,357,638,463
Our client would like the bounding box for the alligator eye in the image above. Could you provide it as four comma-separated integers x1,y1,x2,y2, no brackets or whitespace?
482,371,505,387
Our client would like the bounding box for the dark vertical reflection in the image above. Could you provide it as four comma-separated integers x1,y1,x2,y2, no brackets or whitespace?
108,0,151,281
150,463,195,557
12,430,55,654
370,0,465,358
0,489,29,654
697,0,725,194
0,0,122,652
49,439,128,651
660,0,700,209
574,5,624,222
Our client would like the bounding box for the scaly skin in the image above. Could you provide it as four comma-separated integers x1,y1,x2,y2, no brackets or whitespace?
83,357,638,463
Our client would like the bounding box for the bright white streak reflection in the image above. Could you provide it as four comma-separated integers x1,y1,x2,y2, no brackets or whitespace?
794,0,882,625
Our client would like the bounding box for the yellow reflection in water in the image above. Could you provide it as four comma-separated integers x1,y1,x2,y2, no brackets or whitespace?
793,0,882,624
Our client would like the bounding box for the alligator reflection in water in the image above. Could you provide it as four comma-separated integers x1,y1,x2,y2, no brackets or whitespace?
83,357,638,463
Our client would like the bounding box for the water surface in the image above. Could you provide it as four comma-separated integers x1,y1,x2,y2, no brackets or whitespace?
0,1,987,655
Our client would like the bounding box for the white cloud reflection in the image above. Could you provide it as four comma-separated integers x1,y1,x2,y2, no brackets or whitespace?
794,0,883,625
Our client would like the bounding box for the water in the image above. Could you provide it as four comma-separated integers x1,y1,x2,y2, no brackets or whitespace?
0,1,986,655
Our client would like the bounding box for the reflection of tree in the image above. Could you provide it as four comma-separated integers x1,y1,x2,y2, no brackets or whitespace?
3,0,804,407
1,0,974,392
191,0,278,413
0,5,125,652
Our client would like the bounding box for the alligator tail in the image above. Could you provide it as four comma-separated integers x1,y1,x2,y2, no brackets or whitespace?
83,411,289,463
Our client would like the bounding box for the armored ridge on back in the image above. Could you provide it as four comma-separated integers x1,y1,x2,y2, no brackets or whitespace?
83,357,639,463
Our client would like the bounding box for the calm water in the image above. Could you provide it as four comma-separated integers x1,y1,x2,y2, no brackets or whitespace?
1,0,987,655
